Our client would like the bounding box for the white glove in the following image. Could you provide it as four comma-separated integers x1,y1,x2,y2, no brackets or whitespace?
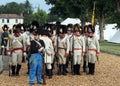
38,47,44,52
23,52,27,57
7,52,11,55
1,45,4,48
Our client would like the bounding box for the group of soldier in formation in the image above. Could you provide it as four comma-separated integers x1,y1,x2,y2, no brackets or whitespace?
0,21,100,85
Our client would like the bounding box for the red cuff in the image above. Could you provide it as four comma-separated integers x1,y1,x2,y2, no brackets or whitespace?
96,52,100,54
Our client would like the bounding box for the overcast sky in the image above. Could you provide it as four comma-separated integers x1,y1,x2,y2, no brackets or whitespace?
0,0,52,13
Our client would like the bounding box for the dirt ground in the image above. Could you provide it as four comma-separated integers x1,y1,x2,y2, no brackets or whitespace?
0,52,120,86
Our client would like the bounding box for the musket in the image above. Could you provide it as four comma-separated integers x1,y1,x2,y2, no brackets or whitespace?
1,47,5,74
96,55,99,64
42,56,46,85
71,29,75,74
9,53,12,76
9,63,11,76
55,24,60,75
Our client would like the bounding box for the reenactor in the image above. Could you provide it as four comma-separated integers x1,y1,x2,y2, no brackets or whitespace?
7,28,13,55
40,29,54,79
7,24,24,76
29,30,45,85
87,24,100,75
70,24,85,75
82,25,89,73
19,24,28,62
56,25,69,75
47,25,56,75
26,22,38,74
65,24,73,73
1,24,9,55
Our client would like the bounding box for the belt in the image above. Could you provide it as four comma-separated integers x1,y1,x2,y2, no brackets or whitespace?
3,37,8,40
74,48,82,50
88,48,96,51
58,47,66,50
11,48,23,53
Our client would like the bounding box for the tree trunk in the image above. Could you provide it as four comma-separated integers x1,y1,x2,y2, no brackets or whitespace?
98,15,105,42
116,0,120,12
117,2,120,12
80,17,86,28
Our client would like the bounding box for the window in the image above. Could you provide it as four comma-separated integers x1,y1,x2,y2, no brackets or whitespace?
2,19,4,23
7,19,9,23
16,19,18,23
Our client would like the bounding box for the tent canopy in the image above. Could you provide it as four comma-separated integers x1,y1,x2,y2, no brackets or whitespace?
61,18,81,25
95,24,120,43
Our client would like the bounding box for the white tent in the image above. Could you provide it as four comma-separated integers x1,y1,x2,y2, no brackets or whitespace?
61,18,81,25
94,24,120,43
108,30,120,43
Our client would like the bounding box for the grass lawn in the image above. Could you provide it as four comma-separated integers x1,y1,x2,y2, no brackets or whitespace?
100,41,120,55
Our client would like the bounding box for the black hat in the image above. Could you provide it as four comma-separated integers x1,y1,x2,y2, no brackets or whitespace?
74,24,82,33
58,25,67,34
47,27,53,33
33,30,39,35
40,29,49,36
2,24,9,31
88,24,95,33
31,21,40,30
44,24,53,33
13,24,21,33
67,24,73,31
83,25,88,33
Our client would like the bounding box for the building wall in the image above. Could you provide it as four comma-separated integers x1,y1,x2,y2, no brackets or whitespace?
0,18,24,29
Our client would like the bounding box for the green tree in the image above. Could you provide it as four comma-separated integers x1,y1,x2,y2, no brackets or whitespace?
0,2,23,14
112,0,120,28
31,8,48,25
45,0,92,26
23,0,33,24
94,0,115,41
0,0,33,24
45,0,118,41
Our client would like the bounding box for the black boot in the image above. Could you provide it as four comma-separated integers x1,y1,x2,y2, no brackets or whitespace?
63,64,66,75
46,68,49,76
57,64,62,75
77,64,81,75
11,66,16,76
83,61,86,72
51,63,54,75
91,63,95,75
22,56,25,63
73,65,77,75
87,63,91,75
27,62,30,74
4,48,7,55
48,69,52,79
1,48,3,55
16,64,21,76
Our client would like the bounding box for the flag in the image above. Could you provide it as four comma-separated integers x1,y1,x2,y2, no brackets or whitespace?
91,1,96,28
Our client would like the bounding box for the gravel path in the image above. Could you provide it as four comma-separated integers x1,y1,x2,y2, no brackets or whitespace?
0,53,120,86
